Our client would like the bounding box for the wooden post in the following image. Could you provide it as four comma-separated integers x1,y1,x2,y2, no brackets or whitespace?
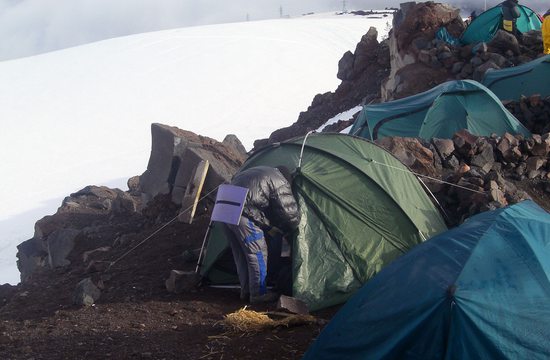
178,160,209,224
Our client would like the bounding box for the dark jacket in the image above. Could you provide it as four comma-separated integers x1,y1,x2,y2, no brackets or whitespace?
501,0,520,21
231,166,300,233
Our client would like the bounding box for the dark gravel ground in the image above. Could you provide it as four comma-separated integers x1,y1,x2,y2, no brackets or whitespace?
0,212,338,360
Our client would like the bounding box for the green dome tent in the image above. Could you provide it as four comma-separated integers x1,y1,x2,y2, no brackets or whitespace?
303,200,550,359
482,55,550,101
349,80,531,141
200,133,447,311
460,4,542,45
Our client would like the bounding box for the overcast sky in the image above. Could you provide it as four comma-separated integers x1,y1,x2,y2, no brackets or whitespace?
0,0,548,61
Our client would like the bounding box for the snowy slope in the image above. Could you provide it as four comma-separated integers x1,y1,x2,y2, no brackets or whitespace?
0,13,391,284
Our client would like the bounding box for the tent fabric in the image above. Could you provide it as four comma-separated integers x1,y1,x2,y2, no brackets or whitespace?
303,200,550,360
435,27,461,47
482,55,550,101
200,133,447,311
460,4,542,45
349,79,531,141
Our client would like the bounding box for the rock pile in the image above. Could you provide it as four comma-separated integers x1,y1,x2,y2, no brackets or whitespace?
377,127,550,225
383,3,544,100
382,2,465,100
431,30,542,82
505,95,550,134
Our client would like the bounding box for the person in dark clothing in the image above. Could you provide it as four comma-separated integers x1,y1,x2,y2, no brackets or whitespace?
226,166,300,303
501,0,522,40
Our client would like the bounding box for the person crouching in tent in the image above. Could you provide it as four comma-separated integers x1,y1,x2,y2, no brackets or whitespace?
543,9,550,54
500,0,522,40
226,166,300,304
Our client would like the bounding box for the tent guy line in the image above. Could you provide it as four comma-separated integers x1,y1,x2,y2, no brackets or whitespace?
105,185,222,272
365,158,487,195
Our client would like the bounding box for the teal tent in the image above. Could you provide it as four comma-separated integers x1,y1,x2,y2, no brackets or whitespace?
304,200,550,360
482,55,550,101
349,80,531,141
460,4,542,45
200,133,447,311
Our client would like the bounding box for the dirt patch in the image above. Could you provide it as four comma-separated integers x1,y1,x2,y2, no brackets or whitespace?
0,211,337,359
516,179,550,212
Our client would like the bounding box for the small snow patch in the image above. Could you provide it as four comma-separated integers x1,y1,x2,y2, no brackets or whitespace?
317,105,362,132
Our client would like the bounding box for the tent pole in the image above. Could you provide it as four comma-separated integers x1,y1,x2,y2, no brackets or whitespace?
298,130,316,169
417,176,450,223
195,221,213,273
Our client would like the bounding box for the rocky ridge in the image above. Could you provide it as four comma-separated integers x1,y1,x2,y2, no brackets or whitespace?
261,1,545,145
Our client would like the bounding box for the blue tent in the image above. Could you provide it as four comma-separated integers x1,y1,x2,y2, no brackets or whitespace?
348,80,530,141
482,55,550,101
460,4,542,45
304,200,550,360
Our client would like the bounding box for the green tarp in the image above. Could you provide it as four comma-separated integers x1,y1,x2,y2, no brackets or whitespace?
200,133,447,311
482,55,550,101
460,4,542,45
349,80,531,141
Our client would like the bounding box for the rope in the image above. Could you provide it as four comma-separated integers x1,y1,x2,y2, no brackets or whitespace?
105,185,221,272
298,130,316,169
366,158,487,195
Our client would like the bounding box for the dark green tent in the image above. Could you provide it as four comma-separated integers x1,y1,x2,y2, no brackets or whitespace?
460,4,542,45
349,80,531,141
200,133,447,311
482,55,550,101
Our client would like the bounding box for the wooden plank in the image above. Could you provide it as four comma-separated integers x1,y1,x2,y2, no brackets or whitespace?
178,160,209,224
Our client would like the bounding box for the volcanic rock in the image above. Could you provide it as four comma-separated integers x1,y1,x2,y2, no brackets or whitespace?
139,123,246,206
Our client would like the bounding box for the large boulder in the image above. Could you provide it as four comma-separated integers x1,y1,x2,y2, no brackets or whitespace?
16,238,47,282
383,62,450,100
17,227,81,282
46,229,80,268
60,186,127,214
138,124,246,205
73,277,101,306
381,2,464,100
171,146,243,205
376,136,438,177
487,30,521,55
165,270,201,294
139,124,202,201
337,27,381,81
